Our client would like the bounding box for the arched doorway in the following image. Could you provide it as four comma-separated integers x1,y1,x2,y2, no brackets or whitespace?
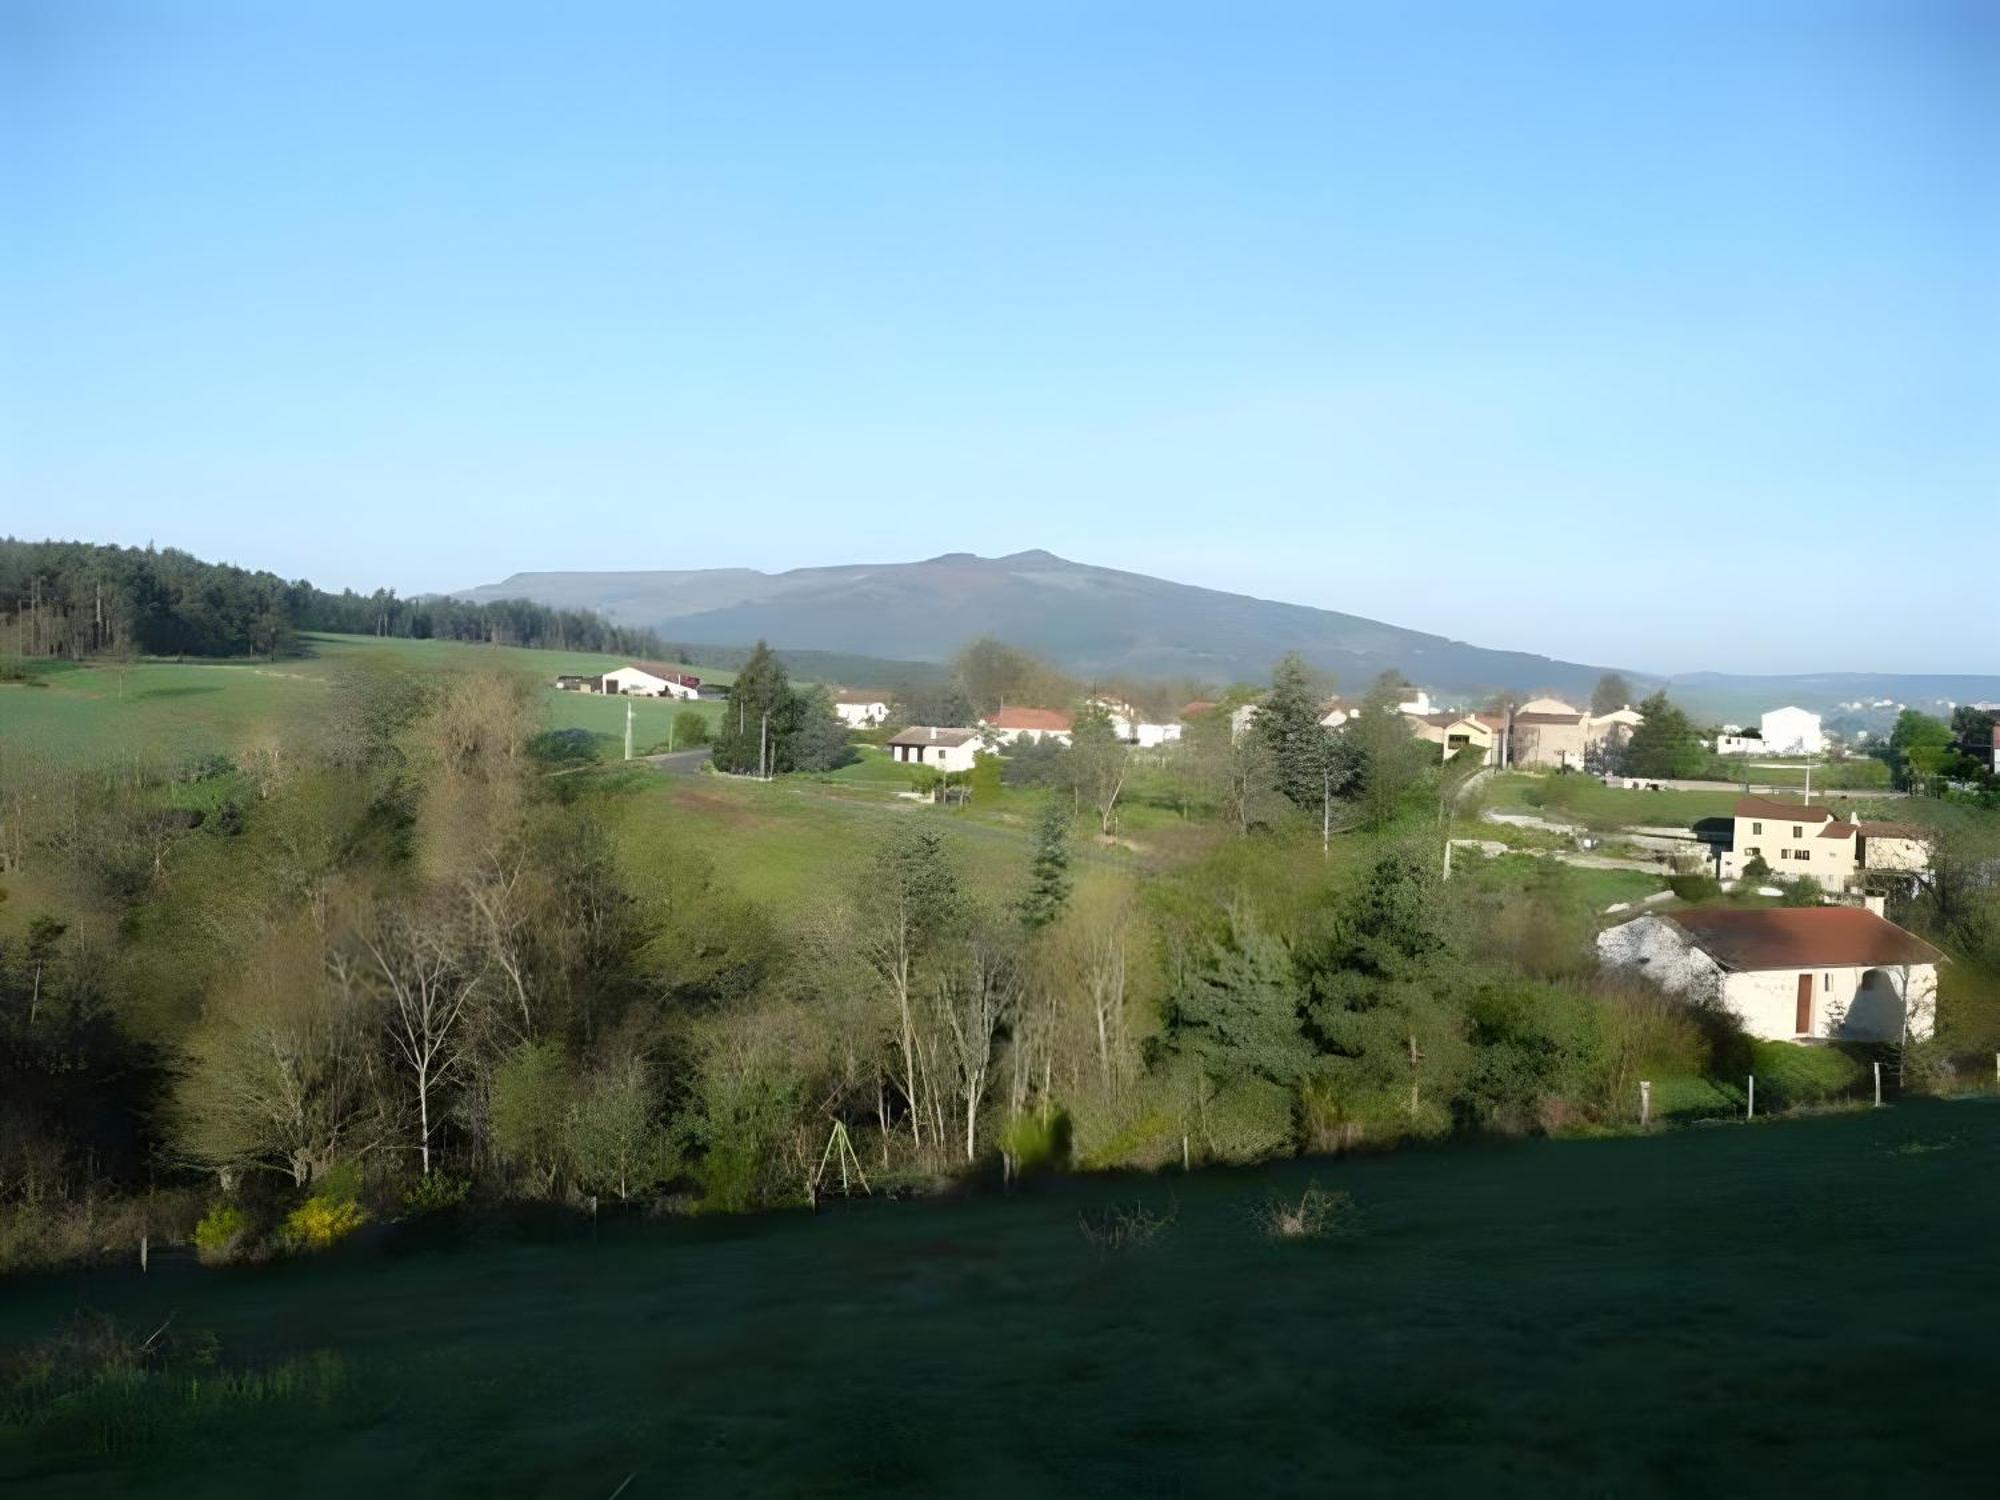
1844,969,1905,1041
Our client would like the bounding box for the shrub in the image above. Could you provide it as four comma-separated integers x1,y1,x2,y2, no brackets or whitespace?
1669,873,1723,903
279,1195,367,1252
998,1110,1071,1176
1742,854,1772,880
192,1202,253,1266
399,1173,471,1217
674,708,711,746
1780,875,1825,907
1747,1040,1863,1107
527,727,603,767
1462,978,1611,1130
1256,1183,1361,1242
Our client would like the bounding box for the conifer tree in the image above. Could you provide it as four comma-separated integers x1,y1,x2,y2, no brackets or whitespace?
1020,797,1073,930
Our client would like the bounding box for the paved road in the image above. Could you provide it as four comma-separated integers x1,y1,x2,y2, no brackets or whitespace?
1601,775,1906,800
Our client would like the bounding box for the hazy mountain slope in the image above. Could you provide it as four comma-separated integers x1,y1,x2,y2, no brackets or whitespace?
457,549,1631,697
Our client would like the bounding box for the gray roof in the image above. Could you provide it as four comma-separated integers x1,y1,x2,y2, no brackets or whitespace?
887,726,980,748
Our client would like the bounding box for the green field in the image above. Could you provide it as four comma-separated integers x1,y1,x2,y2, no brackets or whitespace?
4,1101,1995,1496
0,635,730,765
1484,773,1895,834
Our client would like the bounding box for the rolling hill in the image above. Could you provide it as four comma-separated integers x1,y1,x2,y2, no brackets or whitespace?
456,549,1633,698
454,550,2000,715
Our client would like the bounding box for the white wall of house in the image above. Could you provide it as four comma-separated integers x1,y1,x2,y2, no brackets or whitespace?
1861,835,1930,874
1759,706,1825,756
890,736,981,773
1131,721,1182,748
1719,965,1934,1042
834,701,887,728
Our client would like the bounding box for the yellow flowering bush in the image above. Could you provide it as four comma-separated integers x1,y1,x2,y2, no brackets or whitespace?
280,1195,367,1252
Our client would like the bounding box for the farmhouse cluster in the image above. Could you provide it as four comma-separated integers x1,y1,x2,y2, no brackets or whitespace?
554,662,703,699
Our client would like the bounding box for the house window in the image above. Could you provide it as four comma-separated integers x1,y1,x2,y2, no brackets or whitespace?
1822,974,1830,991
1792,826,1803,838
1752,822,1763,835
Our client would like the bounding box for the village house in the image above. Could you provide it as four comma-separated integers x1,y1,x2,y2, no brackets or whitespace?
1960,723,2000,776
981,706,1074,746
1088,696,1182,748
1719,796,1934,887
886,726,982,774
1508,700,1591,770
1718,706,1825,757
596,663,702,699
1596,906,1941,1042
1500,697,1643,770
831,691,889,729
1409,712,1500,764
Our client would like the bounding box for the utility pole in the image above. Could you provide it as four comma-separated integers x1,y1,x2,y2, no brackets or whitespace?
623,699,634,761
759,710,769,781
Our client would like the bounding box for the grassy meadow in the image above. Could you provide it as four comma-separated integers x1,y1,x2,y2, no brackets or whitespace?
0,634,729,765
3,1100,1996,1496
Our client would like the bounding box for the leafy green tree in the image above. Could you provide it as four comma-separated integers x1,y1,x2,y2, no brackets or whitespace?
671,708,710,748
712,642,796,775
1889,710,1956,791
1020,798,1073,931
787,686,858,773
490,1039,574,1196
1069,701,1130,835
566,1051,674,1202
1345,674,1418,830
1622,692,1707,778
1591,672,1634,715
1254,653,1334,810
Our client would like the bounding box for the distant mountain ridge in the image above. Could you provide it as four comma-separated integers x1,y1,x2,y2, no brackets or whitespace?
457,549,1632,699
454,550,2000,714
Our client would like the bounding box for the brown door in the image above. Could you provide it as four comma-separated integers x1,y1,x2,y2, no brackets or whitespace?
1795,974,1813,1035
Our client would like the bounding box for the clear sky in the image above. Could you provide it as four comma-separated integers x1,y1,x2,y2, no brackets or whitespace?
4,1,1994,675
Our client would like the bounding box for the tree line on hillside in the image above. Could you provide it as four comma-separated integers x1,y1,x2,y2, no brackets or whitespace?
0,538,670,663
2,646,1996,1275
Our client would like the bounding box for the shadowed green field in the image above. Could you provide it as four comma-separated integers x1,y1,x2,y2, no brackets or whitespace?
3,1100,1995,1496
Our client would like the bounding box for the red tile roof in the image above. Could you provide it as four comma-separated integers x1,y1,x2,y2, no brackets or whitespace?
1668,907,1944,971
1513,711,1586,725
983,707,1073,732
1180,700,1217,718
1734,796,1835,823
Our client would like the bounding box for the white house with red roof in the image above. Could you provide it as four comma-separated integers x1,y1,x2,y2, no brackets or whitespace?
980,706,1074,746
1597,906,1941,1042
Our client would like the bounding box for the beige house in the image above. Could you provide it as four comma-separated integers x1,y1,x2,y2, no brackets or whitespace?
1597,906,1941,1042
1410,712,1498,764
1503,698,1643,770
1509,706,1591,769
887,726,982,774
1721,798,1933,887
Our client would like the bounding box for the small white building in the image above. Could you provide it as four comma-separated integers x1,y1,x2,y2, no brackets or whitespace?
600,663,701,700
1720,706,1825,758
1597,906,1941,1042
832,692,889,728
886,726,983,774
1089,697,1183,748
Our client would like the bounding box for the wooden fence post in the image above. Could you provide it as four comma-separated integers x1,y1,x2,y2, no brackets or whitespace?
1873,1060,1883,1108
1639,1080,1651,1128
1747,1075,1755,1120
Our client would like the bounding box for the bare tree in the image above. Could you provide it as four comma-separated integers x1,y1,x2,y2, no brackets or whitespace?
350,900,486,1175
173,922,381,1187
934,921,1021,1161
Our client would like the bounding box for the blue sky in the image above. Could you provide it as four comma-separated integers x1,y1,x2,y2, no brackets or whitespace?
4,1,1994,674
